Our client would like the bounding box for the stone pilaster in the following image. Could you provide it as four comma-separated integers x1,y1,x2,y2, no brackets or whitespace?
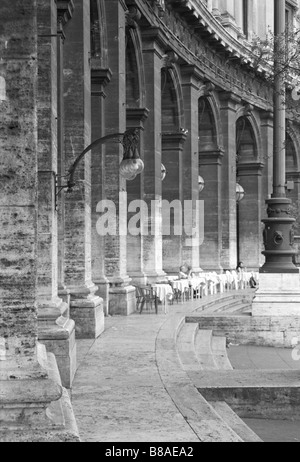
56,0,74,305
219,91,241,269
181,65,204,272
64,0,104,336
135,28,166,283
199,148,224,271
0,0,79,441
126,108,149,286
237,162,264,270
162,132,187,273
103,0,136,315
36,0,76,389
219,0,241,38
91,63,112,316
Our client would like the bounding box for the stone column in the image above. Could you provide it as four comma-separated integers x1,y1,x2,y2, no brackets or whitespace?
57,1,73,306
64,0,104,337
141,28,166,283
162,133,187,273
181,65,203,272
199,149,224,271
219,91,241,269
103,0,136,315
237,162,264,270
126,108,149,286
91,63,112,317
36,0,76,390
0,0,78,442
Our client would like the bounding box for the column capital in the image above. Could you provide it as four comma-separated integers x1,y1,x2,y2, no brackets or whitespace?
199,148,225,166
181,64,205,86
237,162,265,176
91,64,113,88
260,110,274,124
141,27,166,56
162,131,188,150
219,90,241,109
126,107,150,129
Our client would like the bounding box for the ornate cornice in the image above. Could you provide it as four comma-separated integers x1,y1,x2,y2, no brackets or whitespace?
135,0,274,111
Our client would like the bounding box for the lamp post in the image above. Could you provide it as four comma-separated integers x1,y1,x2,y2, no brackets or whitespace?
260,0,297,273
56,128,144,196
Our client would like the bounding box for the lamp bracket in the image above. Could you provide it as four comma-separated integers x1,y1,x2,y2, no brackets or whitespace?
55,127,142,197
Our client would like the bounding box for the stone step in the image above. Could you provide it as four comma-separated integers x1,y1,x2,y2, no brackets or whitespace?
156,314,244,442
211,336,233,370
176,323,200,372
193,292,253,315
194,329,218,370
188,369,300,420
210,401,262,442
201,300,250,315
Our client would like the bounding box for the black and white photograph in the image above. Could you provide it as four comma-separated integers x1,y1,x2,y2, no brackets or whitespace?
1,0,300,446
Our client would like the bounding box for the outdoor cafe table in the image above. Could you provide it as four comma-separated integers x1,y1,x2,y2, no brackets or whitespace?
151,283,174,313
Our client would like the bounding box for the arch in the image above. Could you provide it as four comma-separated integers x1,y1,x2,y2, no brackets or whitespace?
126,28,146,108
236,110,262,161
161,66,184,132
90,0,108,67
286,125,300,172
236,115,259,163
198,96,218,150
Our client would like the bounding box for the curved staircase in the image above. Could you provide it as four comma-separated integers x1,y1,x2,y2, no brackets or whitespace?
155,291,262,442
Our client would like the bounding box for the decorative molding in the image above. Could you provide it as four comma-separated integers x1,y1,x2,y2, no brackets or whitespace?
126,5,142,28
161,50,179,69
137,0,274,111
57,0,74,27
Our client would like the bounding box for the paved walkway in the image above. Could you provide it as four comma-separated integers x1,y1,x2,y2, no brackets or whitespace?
71,299,206,442
70,295,300,443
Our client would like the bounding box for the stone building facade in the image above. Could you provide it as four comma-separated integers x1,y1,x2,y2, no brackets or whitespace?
0,0,300,441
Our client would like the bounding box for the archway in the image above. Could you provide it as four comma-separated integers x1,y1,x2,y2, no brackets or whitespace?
198,96,223,271
161,67,186,273
236,116,262,271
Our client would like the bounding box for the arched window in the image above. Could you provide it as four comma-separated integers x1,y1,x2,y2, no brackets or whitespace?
126,34,140,108
236,117,257,163
198,98,217,150
286,132,297,172
161,69,180,132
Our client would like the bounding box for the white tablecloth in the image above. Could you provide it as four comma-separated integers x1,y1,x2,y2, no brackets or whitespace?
172,279,190,292
152,283,173,302
189,276,206,289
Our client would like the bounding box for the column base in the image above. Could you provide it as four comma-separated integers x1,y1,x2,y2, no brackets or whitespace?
38,317,76,389
70,295,104,339
252,272,300,316
109,285,136,316
38,298,76,388
94,277,110,317
0,344,80,442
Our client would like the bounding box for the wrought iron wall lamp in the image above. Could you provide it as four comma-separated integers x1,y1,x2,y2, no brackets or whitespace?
56,128,143,199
